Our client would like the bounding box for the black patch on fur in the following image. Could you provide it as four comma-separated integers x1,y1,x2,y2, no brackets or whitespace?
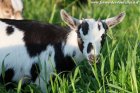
101,21,108,32
0,19,69,57
0,19,79,90
98,24,101,31
101,34,106,47
0,68,14,83
77,24,81,38
30,63,40,82
87,42,93,53
1,19,77,75
77,25,84,53
78,38,84,53
6,26,14,35
72,51,76,57
54,43,76,74
0,68,15,89
78,24,81,31
81,21,89,35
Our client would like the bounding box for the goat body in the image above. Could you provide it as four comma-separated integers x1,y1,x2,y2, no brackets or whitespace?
0,19,84,92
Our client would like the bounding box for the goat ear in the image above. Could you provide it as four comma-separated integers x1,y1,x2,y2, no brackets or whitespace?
105,12,125,28
11,0,23,11
60,9,80,30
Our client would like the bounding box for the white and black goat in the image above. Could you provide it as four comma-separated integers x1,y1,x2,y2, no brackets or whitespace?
0,10,125,92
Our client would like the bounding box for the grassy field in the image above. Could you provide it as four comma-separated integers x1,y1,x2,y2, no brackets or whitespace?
0,0,140,93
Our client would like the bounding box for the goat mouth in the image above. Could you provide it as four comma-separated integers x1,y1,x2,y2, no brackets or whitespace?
88,60,94,64
87,57,100,64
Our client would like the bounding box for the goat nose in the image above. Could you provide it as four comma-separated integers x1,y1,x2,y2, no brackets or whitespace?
88,54,95,63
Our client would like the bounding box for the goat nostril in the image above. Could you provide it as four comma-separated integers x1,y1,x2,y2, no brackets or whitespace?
88,55,100,64
88,54,95,60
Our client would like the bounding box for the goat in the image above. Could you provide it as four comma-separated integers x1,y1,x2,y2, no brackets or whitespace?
0,0,23,19
0,10,125,92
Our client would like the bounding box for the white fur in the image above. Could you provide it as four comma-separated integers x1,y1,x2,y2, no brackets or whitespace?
63,30,85,63
0,10,125,93
0,18,102,92
79,19,106,61
11,0,23,11
34,45,56,93
0,21,56,91
61,10,125,63
0,22,24,48
0,21,32,84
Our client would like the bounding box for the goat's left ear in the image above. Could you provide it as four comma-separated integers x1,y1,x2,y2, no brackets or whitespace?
60,9,80,30
105,12,126,28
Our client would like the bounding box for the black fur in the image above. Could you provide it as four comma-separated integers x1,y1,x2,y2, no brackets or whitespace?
77,25,84,53
0,19,84,85
101,21,108,31
100,21,108,47
0,18,77,79
30,63,40,82
0,68,15,89
6,26,14,35
0,19,69,57
72,51,76,57
101,34,106,47
78,38,84,53
98,24,101,31
87,43,93,53
81,21,89,35
54,43,76,74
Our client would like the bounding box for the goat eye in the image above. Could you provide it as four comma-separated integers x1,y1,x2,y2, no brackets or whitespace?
98,24,101,31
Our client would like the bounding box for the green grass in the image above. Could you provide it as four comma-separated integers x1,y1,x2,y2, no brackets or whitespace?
0,0,140,93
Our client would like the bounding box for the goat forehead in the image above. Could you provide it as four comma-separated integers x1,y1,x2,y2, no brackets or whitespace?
84,19,108,31
78,19,95,36
84,19,96,24
82,19,99,32
79,19,106,50
85,19,95,21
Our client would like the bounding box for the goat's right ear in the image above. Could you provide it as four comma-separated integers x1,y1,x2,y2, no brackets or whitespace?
60,9,80,30
105,12,125,28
